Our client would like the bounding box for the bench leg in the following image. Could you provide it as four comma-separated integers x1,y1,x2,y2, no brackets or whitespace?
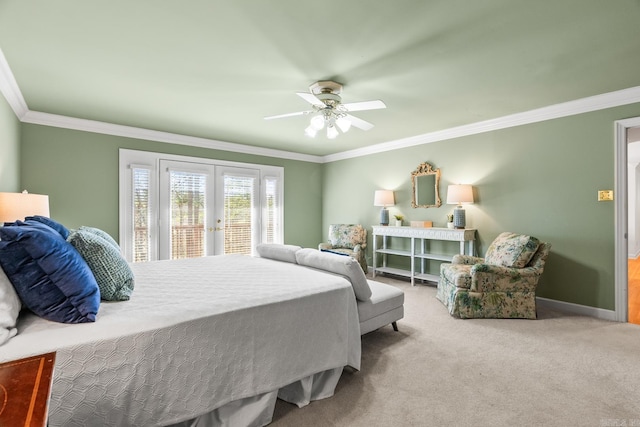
392,321,398,332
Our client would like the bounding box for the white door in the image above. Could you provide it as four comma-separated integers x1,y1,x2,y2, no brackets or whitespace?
159,160,216,259
214,166,260,255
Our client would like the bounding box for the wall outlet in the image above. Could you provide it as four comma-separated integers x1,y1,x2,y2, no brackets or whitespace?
598,190,614,201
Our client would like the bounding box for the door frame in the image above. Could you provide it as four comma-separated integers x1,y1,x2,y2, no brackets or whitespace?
614,116,640,322
119,148,284,262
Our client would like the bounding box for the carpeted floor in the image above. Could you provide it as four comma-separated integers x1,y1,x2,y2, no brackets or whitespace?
271,275,640,427
628,257,640,325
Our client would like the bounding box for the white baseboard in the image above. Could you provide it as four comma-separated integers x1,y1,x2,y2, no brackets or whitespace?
369,273,622,322
537,297,617,322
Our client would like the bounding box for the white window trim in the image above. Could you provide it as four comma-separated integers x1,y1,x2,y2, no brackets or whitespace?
119,148,284,261
119,161,158,262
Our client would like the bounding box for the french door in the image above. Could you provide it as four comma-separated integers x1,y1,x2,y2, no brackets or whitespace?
159,160,215,259
215,166,260,255
120,149,283,263
158,161,259,259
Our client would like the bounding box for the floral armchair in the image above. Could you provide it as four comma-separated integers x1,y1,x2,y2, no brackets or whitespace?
436,232,551,319
319,224,368,273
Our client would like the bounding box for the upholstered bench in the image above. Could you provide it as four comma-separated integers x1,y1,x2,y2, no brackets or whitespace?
358,280,404,334
256,244,404,334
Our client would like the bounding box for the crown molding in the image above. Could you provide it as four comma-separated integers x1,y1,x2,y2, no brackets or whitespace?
0,47,28,119
20,111,324,163
323,85,640,163
2,46,640,164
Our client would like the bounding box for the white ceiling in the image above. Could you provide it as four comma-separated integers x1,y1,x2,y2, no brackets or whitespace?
1,1,640,158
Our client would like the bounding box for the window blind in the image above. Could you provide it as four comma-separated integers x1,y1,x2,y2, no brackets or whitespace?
169,170,207,259
264,176,280,244
223,174,254,255
133,167,151,262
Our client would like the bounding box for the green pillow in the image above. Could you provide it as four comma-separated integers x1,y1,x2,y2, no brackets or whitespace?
68,228,134,301
78,225,120,249
484,232,540,268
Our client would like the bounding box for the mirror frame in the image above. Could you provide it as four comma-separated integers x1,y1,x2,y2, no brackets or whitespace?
411,162,442,208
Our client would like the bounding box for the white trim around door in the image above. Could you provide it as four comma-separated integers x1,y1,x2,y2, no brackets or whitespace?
614,116,640,322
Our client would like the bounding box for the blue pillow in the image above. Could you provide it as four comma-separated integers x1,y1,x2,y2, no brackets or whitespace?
24,215,70,239
0,222,100,323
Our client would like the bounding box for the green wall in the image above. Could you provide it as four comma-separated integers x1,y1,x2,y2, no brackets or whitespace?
16,101,640,311
19,124,323,249
0,95,19,191
323,103,640,311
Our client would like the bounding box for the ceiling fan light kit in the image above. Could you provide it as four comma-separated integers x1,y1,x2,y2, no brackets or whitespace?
310,115,325,130
336,116,351,132
326,124,339,139
265,80,386,139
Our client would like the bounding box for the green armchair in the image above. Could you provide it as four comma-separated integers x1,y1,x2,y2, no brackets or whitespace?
437,232,551,319
319,224,368,273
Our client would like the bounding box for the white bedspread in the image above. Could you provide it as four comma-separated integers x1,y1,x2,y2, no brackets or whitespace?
0,255,361,426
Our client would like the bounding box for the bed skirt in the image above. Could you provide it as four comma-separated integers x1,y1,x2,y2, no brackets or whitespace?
168,367,344,427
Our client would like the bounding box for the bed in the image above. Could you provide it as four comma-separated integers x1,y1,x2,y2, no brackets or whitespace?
0,254,361,427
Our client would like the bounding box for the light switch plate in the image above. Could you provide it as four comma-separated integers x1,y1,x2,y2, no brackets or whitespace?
598,190,614,201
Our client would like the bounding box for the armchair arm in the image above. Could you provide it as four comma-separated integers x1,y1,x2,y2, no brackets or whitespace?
318,242,333,250
452,254,484,265
470,264,540,292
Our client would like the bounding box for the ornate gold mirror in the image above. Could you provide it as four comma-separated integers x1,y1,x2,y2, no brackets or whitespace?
411,162,442,208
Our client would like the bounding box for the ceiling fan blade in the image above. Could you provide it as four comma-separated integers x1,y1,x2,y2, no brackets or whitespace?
346,114,375,131
264,110,313,120
342,100,386,112
297,92,325,107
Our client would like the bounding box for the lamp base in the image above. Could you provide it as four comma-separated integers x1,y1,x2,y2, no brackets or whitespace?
453,207,466,229
379,207,389,226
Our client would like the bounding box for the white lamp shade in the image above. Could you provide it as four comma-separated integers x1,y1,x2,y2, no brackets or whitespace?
0,191,50,222
310,115,325,130
304,126,318,137
446,185,474,205
374,190,395,207
326,125,339,139
335,117,351,133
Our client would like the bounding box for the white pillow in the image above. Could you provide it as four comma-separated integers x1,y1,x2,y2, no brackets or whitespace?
295,248,372,302
256,243,302,263
0,264,21,346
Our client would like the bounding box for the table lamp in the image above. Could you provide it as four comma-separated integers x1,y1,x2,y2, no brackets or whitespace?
0,190,50,223
374,190,395,226
446,185,473,229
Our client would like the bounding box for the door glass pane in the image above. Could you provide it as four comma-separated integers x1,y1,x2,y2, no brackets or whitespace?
170,170,207,259
223,174,254,254
133,167,151,262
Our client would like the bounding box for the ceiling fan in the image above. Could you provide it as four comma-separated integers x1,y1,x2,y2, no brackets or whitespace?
264,80,386,139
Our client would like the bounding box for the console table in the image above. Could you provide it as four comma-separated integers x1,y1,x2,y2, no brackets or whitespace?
372,226,476,285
